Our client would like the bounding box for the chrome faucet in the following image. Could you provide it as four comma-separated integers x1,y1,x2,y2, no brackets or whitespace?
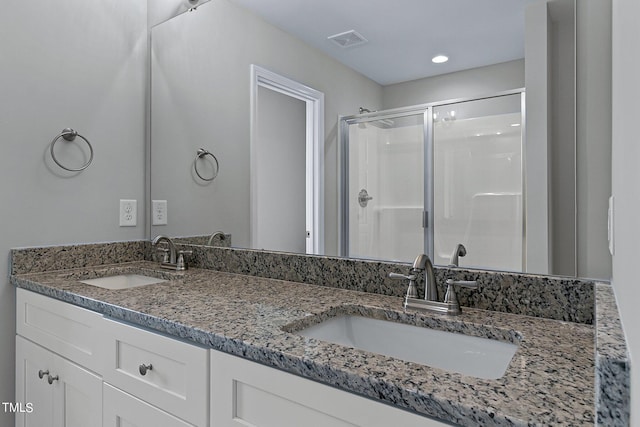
151,235,191,271
389,254,437,301
389,253,478,315
448,243,467,267
206,230,227,246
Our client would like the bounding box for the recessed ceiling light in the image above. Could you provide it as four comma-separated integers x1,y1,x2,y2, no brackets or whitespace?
432,55,449,64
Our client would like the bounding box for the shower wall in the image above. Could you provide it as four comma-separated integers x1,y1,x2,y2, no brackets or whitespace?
345,93,524,271
433,112,523,271
348,116,425,262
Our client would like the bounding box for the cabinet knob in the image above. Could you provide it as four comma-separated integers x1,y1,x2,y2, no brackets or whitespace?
47,374,59,385
38,369,49,380
139,363,153,376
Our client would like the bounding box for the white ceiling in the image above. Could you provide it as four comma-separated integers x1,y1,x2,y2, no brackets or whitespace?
231,0,544,86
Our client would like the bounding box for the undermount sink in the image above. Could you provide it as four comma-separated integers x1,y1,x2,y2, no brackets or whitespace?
295,315,518,379
79,274,167,290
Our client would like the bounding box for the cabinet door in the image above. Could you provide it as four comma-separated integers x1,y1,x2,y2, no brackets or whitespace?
51,351,102,427
103,383,195,427
16,336,54,427
16,336,102,427
210,351,452,427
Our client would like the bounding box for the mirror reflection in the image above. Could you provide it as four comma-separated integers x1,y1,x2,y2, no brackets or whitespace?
150,0,590,276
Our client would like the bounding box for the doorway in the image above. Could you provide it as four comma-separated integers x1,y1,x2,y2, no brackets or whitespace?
250,65,325,254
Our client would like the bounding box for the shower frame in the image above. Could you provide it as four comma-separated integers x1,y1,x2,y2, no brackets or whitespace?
339,88,526,267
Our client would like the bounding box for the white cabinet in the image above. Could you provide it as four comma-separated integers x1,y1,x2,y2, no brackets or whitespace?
101,317,209,427
15,336,102,427
210,351,451,427
103,383,195,427
16,289,452,427
15,289,209,427
16,288,104,373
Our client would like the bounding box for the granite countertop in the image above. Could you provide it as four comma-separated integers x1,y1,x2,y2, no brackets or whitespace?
11,261,595,426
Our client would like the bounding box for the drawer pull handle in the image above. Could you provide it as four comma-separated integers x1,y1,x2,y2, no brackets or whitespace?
47,374,59,385
38,370,49,380
139,363,153,376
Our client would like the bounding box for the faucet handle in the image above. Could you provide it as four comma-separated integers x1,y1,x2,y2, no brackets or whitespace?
388,272,414,281
155,247,170,263
176,250,193,271
444,279,478,308
446,279,478,289
389,272,419,299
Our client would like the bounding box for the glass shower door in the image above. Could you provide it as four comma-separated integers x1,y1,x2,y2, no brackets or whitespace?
432,94,524,271
345,113,426,262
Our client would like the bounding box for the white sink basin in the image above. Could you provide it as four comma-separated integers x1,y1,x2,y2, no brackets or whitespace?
296,315,518,379
80,274,167,290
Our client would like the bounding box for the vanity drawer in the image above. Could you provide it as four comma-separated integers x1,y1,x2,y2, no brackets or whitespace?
16,288,104,373
102,318,209,427
104,383,196,427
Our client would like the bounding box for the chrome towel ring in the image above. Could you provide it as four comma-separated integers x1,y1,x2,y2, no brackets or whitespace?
193,148,219,181
50,128,94,172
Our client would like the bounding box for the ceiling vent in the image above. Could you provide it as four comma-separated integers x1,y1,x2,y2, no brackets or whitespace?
328,30,368,48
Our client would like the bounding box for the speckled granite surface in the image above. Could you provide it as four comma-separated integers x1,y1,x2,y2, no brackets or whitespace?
595,283,630,425
12,261,595,426
183,245,595,324
10,241,147,275
10,241,595,324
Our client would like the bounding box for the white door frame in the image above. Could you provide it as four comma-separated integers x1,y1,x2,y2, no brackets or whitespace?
250,65,324,254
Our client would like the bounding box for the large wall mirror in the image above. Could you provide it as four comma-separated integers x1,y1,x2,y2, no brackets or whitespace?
150,0,611,279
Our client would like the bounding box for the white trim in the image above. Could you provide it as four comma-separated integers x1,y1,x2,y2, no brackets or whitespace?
250,65,324,254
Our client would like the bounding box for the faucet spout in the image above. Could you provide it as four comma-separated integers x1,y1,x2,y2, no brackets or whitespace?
206,231,226,246
421,256,437,301
152,235,177,265
408,254,437,301
448,243,467,267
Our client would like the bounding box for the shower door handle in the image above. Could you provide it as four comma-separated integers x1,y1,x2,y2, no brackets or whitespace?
358,189,373,207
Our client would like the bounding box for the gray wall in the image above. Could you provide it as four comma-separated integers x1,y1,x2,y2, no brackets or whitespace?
382,60,525,110
150,0,383,255
548,0,577,277
576,0,612,280
0,0,148,424
611,0,640,421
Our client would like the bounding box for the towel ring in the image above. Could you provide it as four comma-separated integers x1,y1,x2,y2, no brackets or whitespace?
193,148,219,181
50,128,94,172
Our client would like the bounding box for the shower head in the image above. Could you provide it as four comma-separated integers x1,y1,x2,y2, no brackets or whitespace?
359,107,373,114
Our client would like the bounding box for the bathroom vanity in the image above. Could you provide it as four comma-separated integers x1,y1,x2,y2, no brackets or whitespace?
10,241,614,426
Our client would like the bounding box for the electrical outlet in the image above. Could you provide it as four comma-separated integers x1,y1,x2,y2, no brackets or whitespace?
119,199,137,227
152,200,168,225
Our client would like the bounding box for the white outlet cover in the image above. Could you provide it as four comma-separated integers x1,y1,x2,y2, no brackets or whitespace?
119,199,137,227
152,200,168,225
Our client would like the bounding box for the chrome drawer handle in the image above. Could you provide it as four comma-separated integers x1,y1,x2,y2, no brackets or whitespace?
47,374,59,385
38,370,49,380
139,363,153,376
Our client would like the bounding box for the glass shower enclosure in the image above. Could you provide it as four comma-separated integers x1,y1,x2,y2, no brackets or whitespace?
340,90,525,271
